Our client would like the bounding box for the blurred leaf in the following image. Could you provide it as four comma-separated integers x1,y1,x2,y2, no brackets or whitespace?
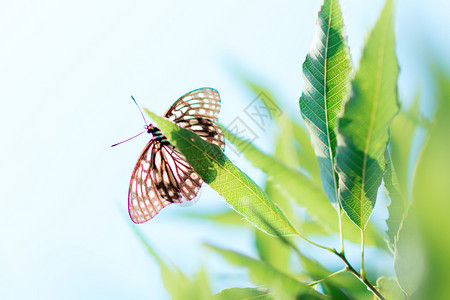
223,125,386,247
265,117,298,221
241,76,320,180
291,122,321,181
296,255,351,299
301,216,385,252
320,284,351,300
376,277,406,300
335,0,399,228
385,94,425,253
145,109,297,236
383,150,407,251
240,75,284,126
237,210,357,299
182,210,247,226
189,268,214,300
255,230,291,273
272,115,302,171
206,244,324,299
221,125,337,233
390,95,421,196
299,0,352,204
214,287,273,300
328,272,373,300
254,116,304,273
133,228,213,299
299,220,330,236
412,65,450,299
393,207,424,297
385,94,425,252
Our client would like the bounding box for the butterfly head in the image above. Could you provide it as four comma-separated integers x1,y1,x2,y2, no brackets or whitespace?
145,124,159,135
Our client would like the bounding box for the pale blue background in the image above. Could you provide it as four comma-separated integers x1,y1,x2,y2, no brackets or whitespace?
1,0,448,299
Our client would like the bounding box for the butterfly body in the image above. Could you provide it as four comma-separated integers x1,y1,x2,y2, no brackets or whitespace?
145,124,168,144
127,88,224,224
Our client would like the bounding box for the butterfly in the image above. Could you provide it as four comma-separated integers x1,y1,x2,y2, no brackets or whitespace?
126,88,225,224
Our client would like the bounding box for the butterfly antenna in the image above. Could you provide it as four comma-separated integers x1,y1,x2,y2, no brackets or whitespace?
131,95,148,126
111,131,145,147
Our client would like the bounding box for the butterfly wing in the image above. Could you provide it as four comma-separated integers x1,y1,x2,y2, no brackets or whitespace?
128,139,203,224
128,88,225,223
153,140,203,201
164,88,225,150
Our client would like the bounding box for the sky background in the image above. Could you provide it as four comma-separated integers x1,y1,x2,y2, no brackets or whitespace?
1,0,449,299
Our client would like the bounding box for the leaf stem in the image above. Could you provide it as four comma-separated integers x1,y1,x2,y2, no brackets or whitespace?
295,233,335,253
338,203,344,253
306,268,347,286
333,249,384,300
361,228,367,280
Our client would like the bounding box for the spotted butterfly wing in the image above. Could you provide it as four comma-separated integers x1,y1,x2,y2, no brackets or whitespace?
128,88,224,224
165,88,225,151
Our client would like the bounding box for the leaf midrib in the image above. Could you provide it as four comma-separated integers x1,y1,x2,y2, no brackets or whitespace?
359,9,392,226
323,1,340,204
170,127,297,235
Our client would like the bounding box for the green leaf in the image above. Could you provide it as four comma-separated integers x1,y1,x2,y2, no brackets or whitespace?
207,244,323,299
376,277,406,300
221,125,337,233
390,95,421,196
384,94,425,252
254,229,291,273
144,109,297,236
325,272,374,300
300,214,385,252
223,125,386,247
291,122,321,181
188,268,214,300
214,287,272,300
299,0,352,204
335,0,399,228
271,115,302,172
265,117,299,222
296,255,351,299
132,228,202,299
383,149,407,251
393,207,424,298
182,210,247,226
240,76,320,180
411,64,450,299
254,121,298,273
239,75,284,126
242,212,372,299
385,95,422,252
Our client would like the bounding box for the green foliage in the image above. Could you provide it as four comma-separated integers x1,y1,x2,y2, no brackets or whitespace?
291,121,321,181
335,0,399,228
299,0,352,204
383,150,406,251
222,125,337,232
393,208,424,297
241,75,320,180
254,229,291,274
214,287,273,300
223,120,386,248
130,0,447,299
133,228,213,299
206,244,323,299
182,210,246,226
145,109,297,236
384,99,422,250
376,277,405,300
389,94,421,196
410,65,450,299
